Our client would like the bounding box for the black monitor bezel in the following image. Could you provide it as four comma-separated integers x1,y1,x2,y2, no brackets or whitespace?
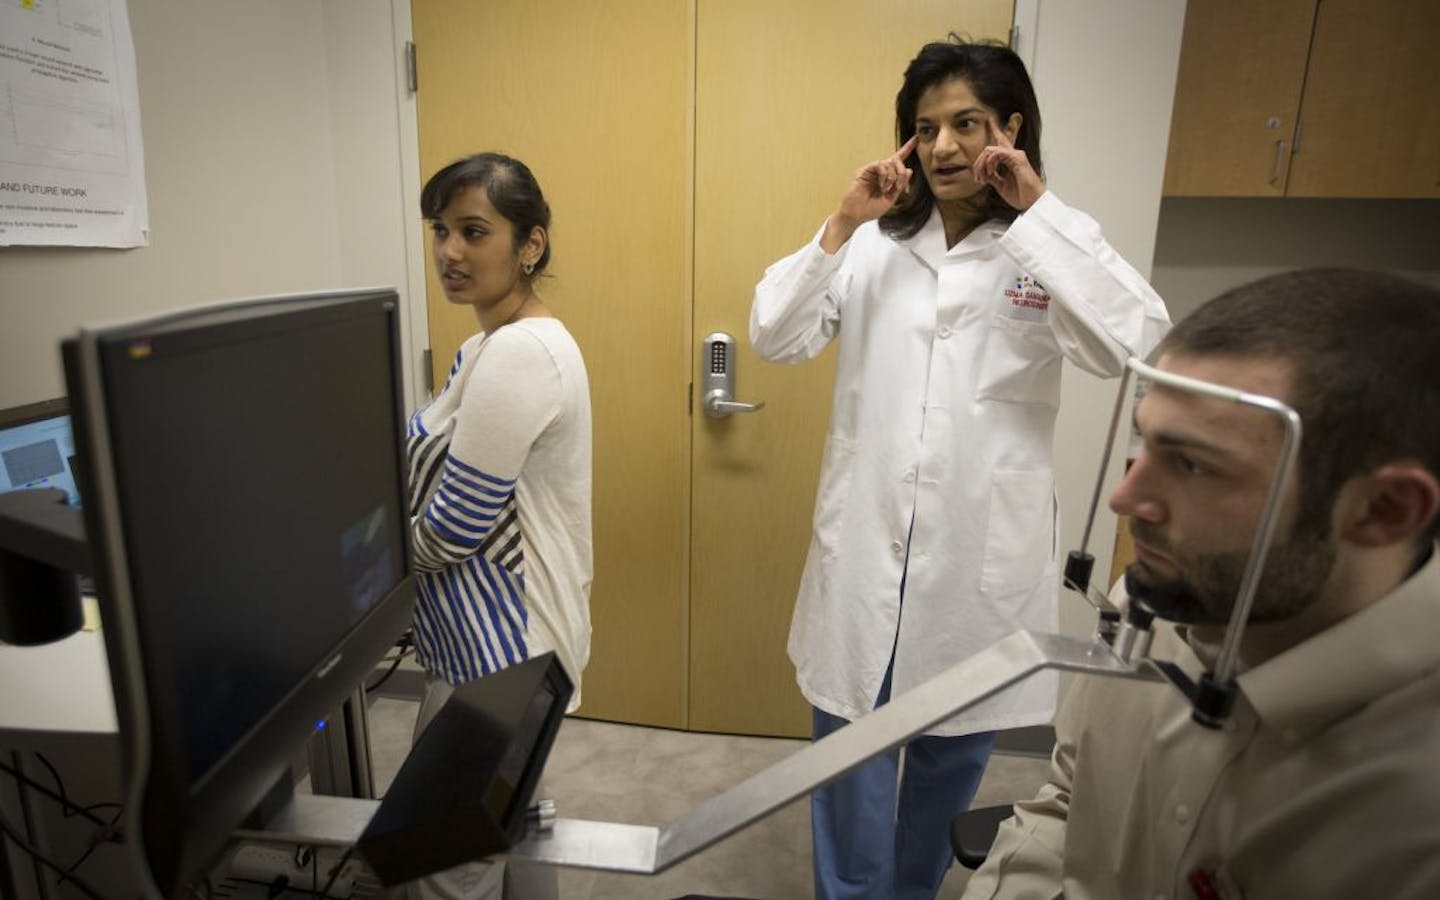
0,397,69,431
63,288,415,897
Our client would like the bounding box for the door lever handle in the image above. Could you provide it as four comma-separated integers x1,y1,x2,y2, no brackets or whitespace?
701,332,765,419
704,392,765,417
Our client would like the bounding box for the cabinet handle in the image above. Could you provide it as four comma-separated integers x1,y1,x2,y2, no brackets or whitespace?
1269,139,1287,186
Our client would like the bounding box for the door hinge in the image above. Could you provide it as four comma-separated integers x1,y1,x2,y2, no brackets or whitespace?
422,348,433,395
405,40,418,95
1008,25,1020,49
687,381,693,416
1291,121,1303,155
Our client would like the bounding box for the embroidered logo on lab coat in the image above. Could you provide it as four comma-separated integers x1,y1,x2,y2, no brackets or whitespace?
1003,275,1050,323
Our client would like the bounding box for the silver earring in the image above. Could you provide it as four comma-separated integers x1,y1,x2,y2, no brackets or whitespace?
522,261,535,275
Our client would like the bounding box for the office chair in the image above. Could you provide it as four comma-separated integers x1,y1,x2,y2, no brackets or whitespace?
950,803,1016,870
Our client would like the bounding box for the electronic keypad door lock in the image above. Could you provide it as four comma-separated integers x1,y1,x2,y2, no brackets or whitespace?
701,332,765,419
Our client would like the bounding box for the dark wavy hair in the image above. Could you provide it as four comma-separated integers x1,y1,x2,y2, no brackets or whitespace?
420,152,552,277
1160,268,1440,545
880,36,1043,241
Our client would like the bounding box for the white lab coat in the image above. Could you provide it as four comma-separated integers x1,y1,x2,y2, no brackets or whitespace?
750,191,1170,735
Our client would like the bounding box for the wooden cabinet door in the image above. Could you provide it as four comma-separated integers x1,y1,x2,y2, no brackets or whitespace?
1286,0,1440,198
1163,0,1317,197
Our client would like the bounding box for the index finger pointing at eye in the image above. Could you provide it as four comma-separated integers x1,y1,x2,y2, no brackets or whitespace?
895,134,919,161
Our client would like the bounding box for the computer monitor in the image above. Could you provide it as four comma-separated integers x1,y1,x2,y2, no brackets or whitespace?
0,398,81,507
62,288,415,898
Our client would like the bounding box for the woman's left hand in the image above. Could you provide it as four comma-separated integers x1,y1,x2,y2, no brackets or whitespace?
973,117,1046,211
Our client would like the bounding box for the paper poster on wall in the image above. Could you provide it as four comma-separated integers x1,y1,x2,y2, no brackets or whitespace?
0,0,148,248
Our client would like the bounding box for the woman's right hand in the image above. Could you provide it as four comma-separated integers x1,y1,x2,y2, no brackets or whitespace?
821,135,918,253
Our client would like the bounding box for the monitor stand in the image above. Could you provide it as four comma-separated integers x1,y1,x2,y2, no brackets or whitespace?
308,687,378,800
0,488,90,645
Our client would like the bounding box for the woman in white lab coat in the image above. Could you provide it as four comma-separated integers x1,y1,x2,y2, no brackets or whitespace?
750,37,1170,900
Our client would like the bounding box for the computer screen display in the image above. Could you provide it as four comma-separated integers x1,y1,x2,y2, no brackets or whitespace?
0,399,81,506
64,288,415,897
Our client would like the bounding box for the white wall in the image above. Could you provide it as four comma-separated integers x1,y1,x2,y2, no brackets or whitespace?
320,0,428,405
0,0,418,409
0,5,416,891
1027,0,1189,643
1153,197,1440,321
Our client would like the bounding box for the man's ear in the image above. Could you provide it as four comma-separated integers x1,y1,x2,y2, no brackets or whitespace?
1336,461,1440,548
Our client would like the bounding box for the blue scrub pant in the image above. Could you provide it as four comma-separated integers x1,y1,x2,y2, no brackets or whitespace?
810,661,996,900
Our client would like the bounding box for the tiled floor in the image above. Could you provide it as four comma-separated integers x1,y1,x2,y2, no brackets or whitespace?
365,698,1051,900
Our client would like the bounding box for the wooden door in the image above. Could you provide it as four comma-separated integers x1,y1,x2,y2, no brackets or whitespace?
414,0,1012,737
1163,0,1317,197
1286,0,1440,198
413,0,693,728
690,1,1013,736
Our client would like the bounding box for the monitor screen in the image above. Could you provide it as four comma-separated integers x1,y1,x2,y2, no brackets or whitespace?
0,398,81,507
64,288,415,897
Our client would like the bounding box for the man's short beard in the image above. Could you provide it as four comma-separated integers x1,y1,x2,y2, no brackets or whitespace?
1124,524,1336,626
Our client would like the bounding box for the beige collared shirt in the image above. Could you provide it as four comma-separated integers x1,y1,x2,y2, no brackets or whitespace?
963,547,1440,900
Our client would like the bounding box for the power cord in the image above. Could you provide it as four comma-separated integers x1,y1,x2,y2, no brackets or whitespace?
27,751,127,888
317,845,356,898
0,757,116,830
56,805,124,890
233,844,351,899
0,808,107,900
364,630,414,693
27,752,126,889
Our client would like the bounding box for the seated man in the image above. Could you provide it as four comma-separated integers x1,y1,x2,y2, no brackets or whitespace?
963,268,1440,899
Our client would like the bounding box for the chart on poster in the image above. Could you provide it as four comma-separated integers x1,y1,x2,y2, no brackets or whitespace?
0,0,147,247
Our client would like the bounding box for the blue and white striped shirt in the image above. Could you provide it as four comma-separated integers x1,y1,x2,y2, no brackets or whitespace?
405,320,593,704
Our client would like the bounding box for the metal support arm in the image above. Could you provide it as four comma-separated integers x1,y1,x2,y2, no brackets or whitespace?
247,630,1159,875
